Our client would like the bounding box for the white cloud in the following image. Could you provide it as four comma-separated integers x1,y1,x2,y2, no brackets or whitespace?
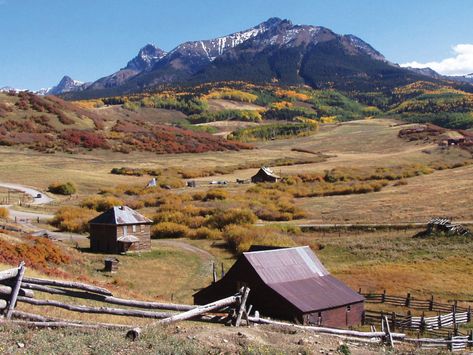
401,44,473,76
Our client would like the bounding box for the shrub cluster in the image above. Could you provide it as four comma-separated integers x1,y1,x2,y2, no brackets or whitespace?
0,236,73,276
51,206,97,233
0,207,9,219
229,122,318,142
223,225,296,254
48,182,77,195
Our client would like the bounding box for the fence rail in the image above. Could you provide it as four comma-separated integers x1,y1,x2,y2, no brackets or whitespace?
2,265,473,352
360,290,472,313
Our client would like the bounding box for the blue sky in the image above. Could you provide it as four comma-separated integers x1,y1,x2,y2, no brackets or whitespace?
1,0,472,90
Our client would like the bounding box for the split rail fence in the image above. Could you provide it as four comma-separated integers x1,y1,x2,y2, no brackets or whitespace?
361,289,472,313
1,264,472,352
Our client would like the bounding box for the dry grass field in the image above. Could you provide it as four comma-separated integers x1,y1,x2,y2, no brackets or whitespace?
1,118,472,221
1,117,473,338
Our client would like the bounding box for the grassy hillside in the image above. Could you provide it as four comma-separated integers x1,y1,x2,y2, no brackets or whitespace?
3,80,473,155
74,80,473,134
0,91,250,154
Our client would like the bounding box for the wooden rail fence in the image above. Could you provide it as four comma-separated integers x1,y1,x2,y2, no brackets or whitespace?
1,264,472,351
360,289,472,313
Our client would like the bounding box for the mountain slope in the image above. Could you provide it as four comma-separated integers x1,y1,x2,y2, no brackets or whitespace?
86,44,166,91
0,91,250,153
66,18,434,98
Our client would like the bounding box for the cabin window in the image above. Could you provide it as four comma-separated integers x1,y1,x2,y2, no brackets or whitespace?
132,225,137,233
347,305,351,312
140,224,145,232
122,226,127,236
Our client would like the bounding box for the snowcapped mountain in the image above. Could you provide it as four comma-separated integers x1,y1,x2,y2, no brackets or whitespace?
66,17,446,98
45,76,89,95
125,44,166,71
86,44,166,91
0,86,26,93
166,17,283,62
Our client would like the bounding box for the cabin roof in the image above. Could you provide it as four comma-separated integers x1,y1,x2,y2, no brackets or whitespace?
89,206,152,225
256,167,280,179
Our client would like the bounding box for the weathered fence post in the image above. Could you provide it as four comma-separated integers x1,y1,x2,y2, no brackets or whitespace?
212,262,217,283
5,262,26,319
235,287,250,327
391,312,396,332
447,332,452,352
383,316,394,348
405,293,411,307
438,311,442,329
468,330,472,349
467,306,471,323
382,290,386,303
452,305,456,327
429,295,434,311
420,312,425,335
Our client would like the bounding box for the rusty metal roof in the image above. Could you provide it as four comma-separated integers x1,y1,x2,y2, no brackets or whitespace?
260,167,280,179
243,246,363,312
89,206,152,225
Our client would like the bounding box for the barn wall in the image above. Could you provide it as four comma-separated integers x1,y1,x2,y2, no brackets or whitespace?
194,258,299,319
116,224,151,251
306,302,364,328
251,171,277,183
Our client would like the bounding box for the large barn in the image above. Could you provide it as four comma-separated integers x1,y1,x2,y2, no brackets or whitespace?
194,246,364,327
89,206,152,254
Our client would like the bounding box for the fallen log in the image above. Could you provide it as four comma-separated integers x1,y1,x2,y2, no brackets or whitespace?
158,294,240,325
17,296,174,319
126,328,141,341
10,310,130,329
0,268,19,282
22,277,112,296
248,316,406,339
404,338,473,344
21,282,195,311
1,319,127,330
0,285,34,298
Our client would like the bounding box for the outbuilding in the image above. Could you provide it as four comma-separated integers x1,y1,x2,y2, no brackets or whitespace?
193,246,364,328
89,206,152,254
251,167,280,183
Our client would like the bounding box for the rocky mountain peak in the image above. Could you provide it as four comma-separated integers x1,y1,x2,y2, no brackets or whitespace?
125,44,166,71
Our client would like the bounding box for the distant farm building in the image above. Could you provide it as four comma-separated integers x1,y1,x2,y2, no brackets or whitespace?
89,206,152,254
147,178,157,187
251,167,280,183
194,246,364,327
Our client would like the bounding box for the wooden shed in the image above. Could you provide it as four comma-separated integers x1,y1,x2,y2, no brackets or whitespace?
89,206,152,254
194,246,364,328
251,167,280,183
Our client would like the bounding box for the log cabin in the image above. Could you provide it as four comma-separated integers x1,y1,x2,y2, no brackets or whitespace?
89,206,152,254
